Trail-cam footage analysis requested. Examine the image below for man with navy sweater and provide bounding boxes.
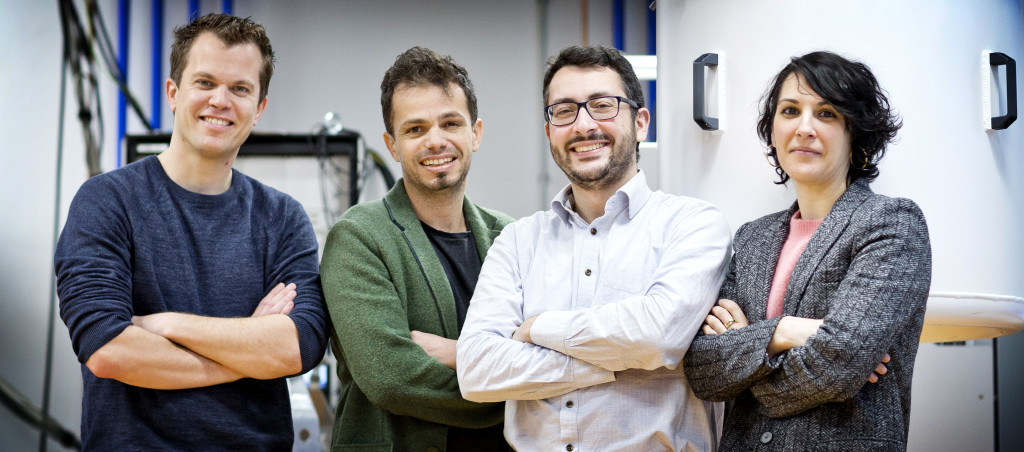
[54,14,328,450]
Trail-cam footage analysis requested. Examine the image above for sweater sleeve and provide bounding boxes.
[55,176,135,363]
[271,197,330,373]
[321,213,504,428]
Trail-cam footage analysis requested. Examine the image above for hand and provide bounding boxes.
[767,316,825,357]
[868,354,891,383]
[512,315,539,344]
[252,283,296,316]
[132,312,168,336]
[702,299,749,335]
[411,330,458,369]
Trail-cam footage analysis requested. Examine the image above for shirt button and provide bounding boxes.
[566,400,574,408]
[590,227,597,235]
[760,432,773,443]
[566,445,574,451]
[585,269,592,276]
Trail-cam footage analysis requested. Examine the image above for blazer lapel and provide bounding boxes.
[463,194,503,260]
[782,179,873,315]
[385,181,459,338]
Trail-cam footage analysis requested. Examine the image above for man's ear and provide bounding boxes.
[253,96,268,127]
[634,107,651,142]
[471,118,483,152]
[166,78,178,113]
[383,132,400,162]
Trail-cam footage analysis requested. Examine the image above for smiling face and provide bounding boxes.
[384,83,481,198]
[166,32,267,161]
[544,65,648,193]
[772,73,853,192]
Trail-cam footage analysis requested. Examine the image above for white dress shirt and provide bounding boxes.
[457,171,731,452]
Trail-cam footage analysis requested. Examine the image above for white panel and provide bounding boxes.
[657,0,1024,449]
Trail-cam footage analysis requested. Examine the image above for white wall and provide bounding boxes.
[657,0,1024,450]
[0,1,654,450]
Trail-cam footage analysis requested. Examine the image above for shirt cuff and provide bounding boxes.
[530,310,576,354]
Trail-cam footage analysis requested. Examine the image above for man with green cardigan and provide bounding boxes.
[320,47,513,451]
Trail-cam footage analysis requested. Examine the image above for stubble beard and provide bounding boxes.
[406,162,470,203]
[552,129,637,192]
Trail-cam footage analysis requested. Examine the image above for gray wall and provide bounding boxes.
[0,0,654,449]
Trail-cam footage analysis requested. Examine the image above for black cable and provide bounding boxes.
[2,376,80,450]
[40,3,73,451]
[84,0,152,131]
[366,149,396,190]
[309,130,347,231]
[59,0,102,176]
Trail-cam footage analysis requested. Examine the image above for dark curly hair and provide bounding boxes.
[380,47,477,136]
[170,13,275,104]
[757,51,901,185]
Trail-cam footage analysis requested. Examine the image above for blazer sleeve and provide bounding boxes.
[684,221,786,401]
[749,198,931,417]
[321,215,503,428]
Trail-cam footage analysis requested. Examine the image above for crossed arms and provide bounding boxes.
[457,202,732,402]
[86,283,303,389]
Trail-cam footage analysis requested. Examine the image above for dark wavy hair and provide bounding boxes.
[380,47,478,136]
[757,51,901,184]
[170,13,275,104]
[543,45,645,160]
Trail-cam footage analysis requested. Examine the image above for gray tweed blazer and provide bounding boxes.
[684,179,932,452]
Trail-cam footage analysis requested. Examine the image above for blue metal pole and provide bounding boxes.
[150,0,163,131]
[612,0,625,51]
[222,0,233,16]
[117,0,129,167]
[646,4,656,141]
[189,0,199,20]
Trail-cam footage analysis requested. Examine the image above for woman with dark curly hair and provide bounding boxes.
[683,51,933,451]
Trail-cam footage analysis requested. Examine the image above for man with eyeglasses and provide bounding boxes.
[457,45,732,451]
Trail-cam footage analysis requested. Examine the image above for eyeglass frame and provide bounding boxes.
[544,95,639,126]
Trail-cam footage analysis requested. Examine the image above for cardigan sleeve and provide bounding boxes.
[320,213,503,428]
[749,198,931,417]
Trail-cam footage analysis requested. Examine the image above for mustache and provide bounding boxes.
[565,133,613,148]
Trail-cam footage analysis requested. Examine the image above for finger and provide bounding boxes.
[719,299,749,326]
[280,300,294,316]
[710,306,733,323]
[266,282,286,298]
[875,363,888,376]
[882,353,891,364]
[868,373,879,384]
[705,314,726,334]
[703,324,717,336]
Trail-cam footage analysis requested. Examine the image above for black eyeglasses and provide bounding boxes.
[545,96,638,126]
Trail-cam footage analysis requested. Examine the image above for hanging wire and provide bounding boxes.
[84,0,152,133]
[40,3,76,449]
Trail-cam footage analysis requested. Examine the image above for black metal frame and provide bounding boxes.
[124,132,361,206]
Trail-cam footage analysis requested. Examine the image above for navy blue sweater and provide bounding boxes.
[54,156,329,450]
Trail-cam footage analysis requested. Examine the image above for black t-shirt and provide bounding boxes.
[421,221,481,332]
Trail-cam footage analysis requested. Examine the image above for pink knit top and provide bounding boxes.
[766,211,823,319]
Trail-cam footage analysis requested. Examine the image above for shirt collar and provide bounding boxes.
[550,170,652,224]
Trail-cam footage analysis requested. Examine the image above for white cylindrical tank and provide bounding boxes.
[655,1,1023,450]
